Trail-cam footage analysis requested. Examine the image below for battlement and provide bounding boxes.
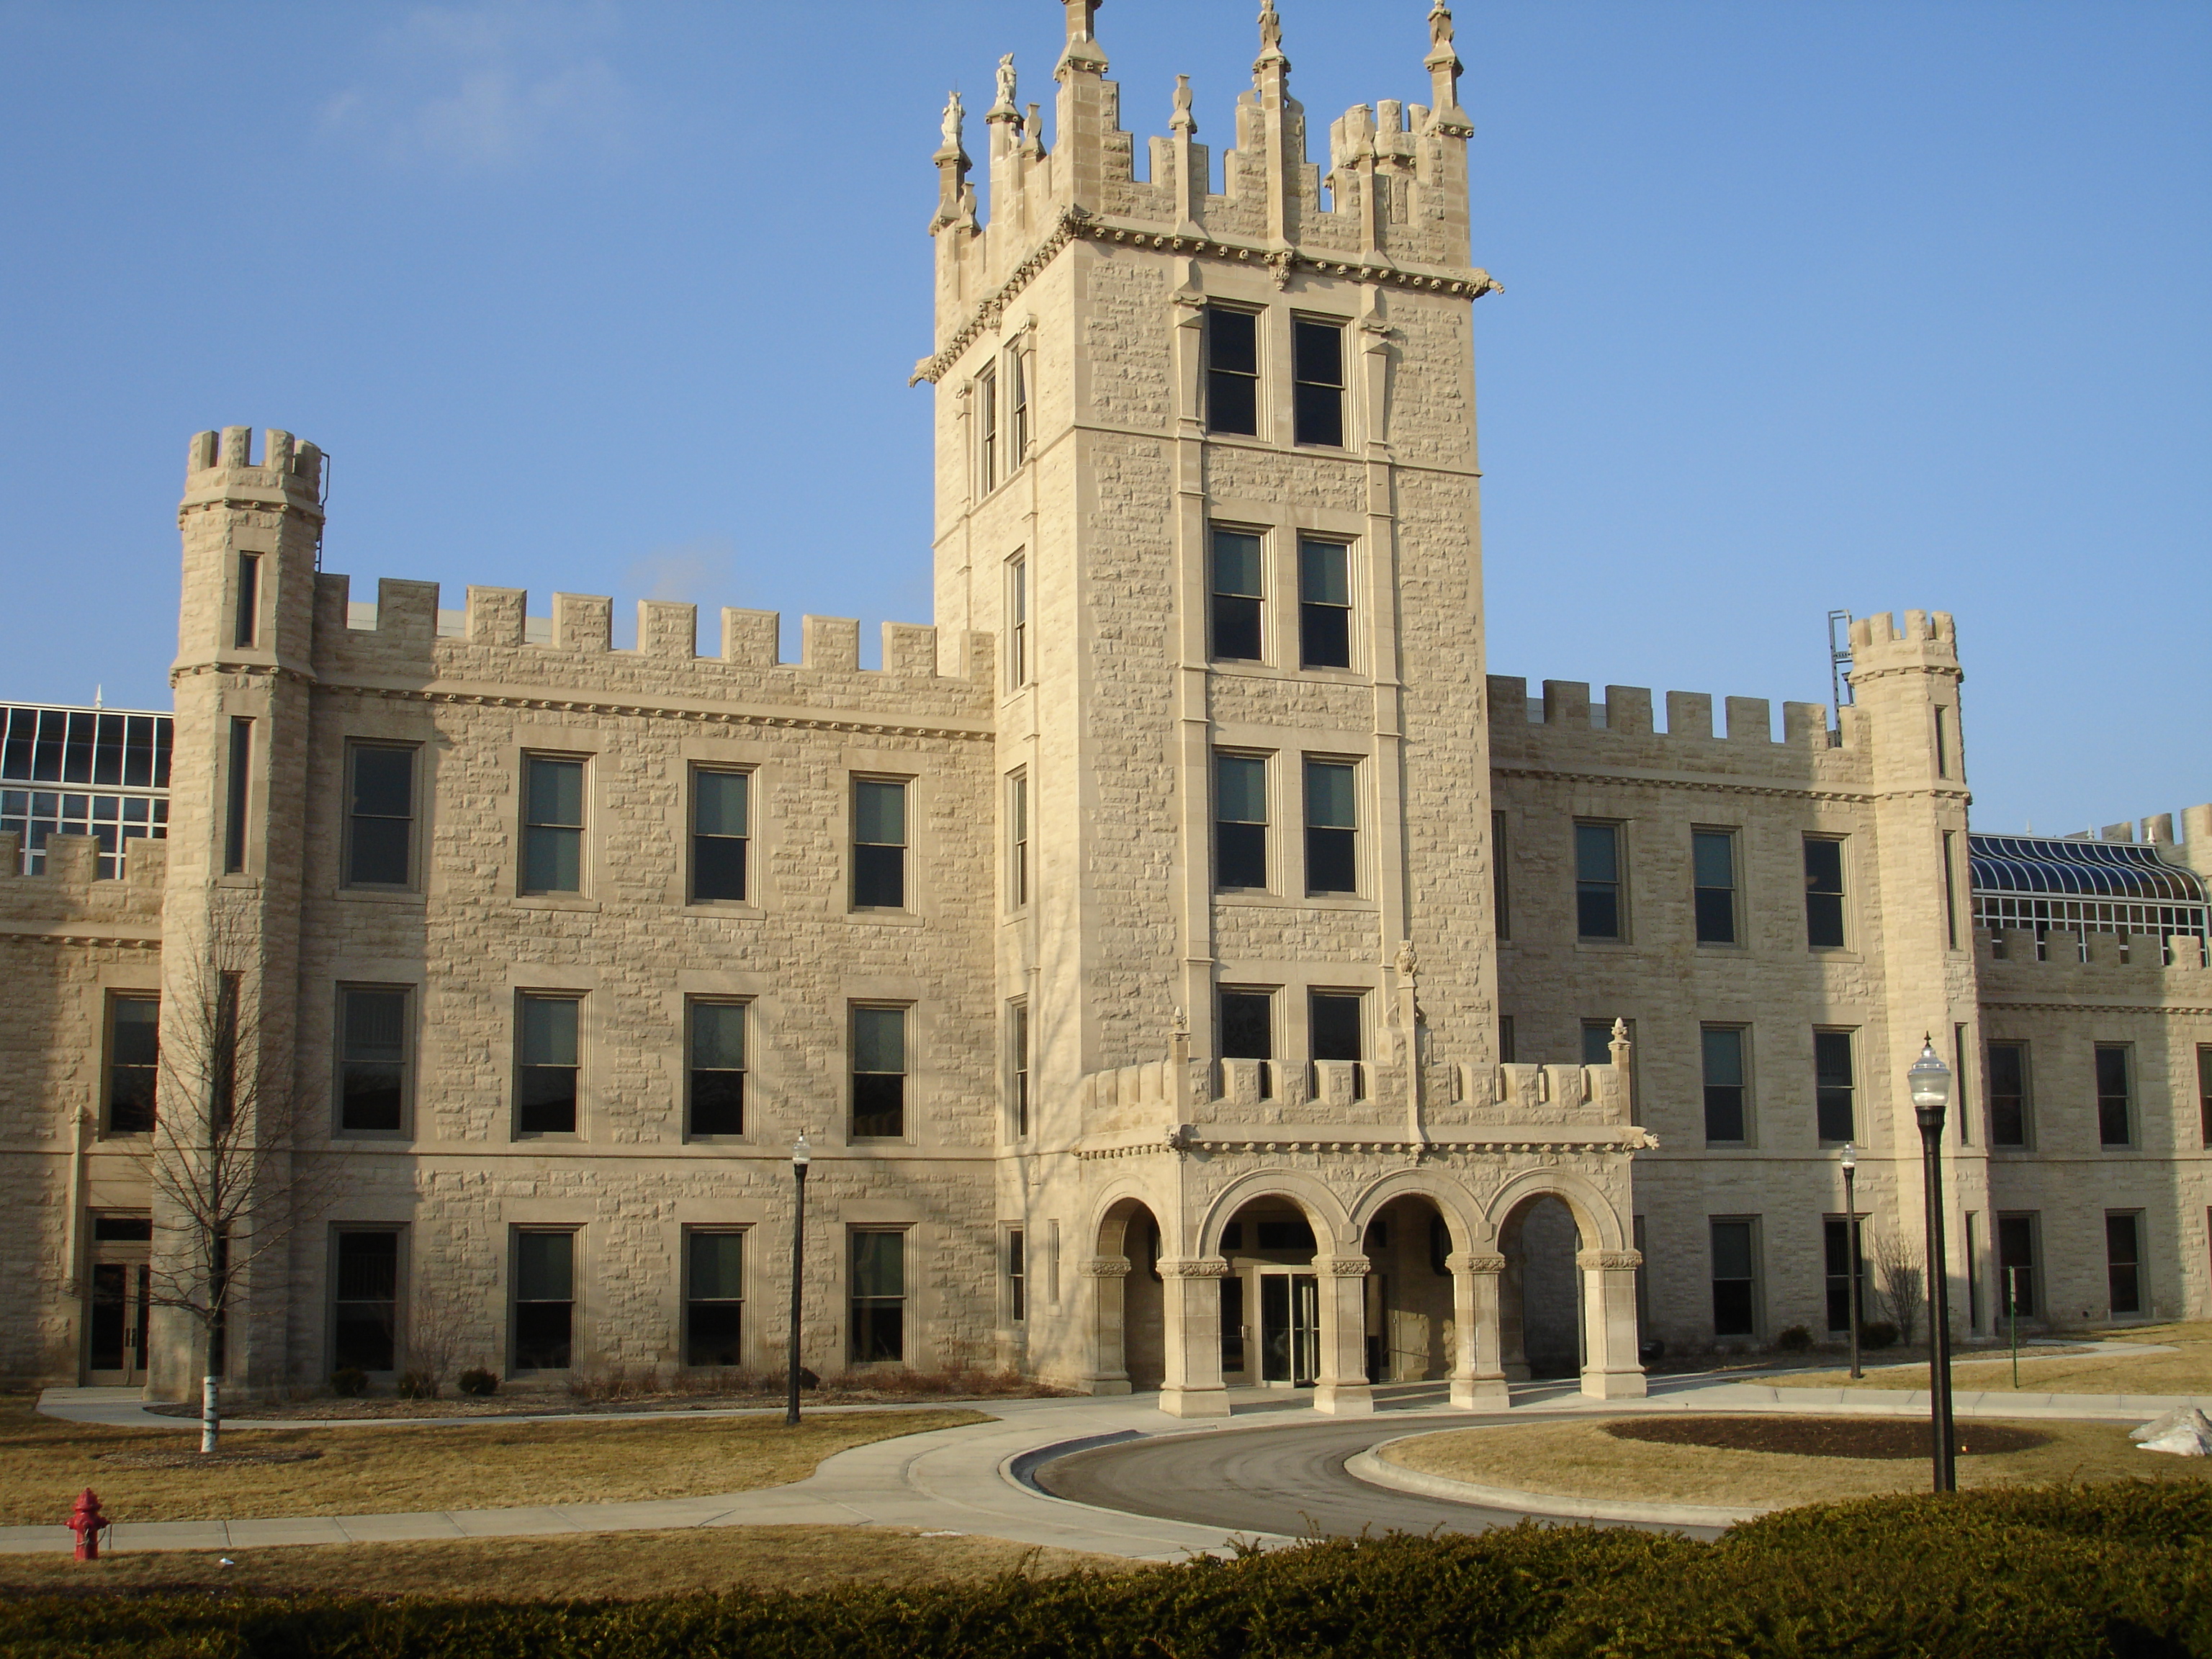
[181,426,325,498]
[2041,804,2212,861]
[922,0,1488,363]
[1977,928,2210,976]
[1486,676,1840,750]
[1847,608,1959,673]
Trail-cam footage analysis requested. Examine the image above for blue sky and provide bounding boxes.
[0,0,2203,836]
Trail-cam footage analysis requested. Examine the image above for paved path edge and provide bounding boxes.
[1346,1441,1770,1528]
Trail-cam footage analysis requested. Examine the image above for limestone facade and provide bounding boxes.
[1,3,2205,1405]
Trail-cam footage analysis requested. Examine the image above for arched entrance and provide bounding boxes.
[1093,1197,1166,1392]
[1499,1194,1584,1380]
[1215,1195,1321,1388]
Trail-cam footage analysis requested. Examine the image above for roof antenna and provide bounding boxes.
[1827,610,1853,721]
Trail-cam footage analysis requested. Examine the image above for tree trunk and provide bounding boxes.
[199,1374,220,1455]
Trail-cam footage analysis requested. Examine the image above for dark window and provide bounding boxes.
[1009,999,1030,1136]
[1692,829,1737,944]
[107,994,158,1135]
[345,745,415,887]
[1491,811,1510,940]
[1989,1041,2029,1147]
[685,1230,745,1367]
[92,1214,152,1243]
[522,756,584,894]
[516,994,580,1135]
[223,718,251,873]
[1575,822,1622,940]
[1007,556,1028,688]
[2105,1213,2141,1316]
[687,1000,746,1136]
[513,1230,575,1370]
[853,778,907,909]
[691,769,749,903]
[1205,307,1259,436]
[852,1005,907,1138]
[2095,1045,2132,1146]
[1701,1026,1747,1143]
[1210,529,1264,662]
[1298,540,1352,669]
[1008,771,1029,909]
[1291,317,1345,446]
[1258,1218,1316,1253]
[212,973,240,1130]
[1304,759,1357,896]
[1933,706,1952,778]
[1215,752,1268,891]
[1220,989,1274,1098]
[1954,1025,1973,1146]
[234,554,260,649]
[1311,990,1363,1098]
[850,1229,907,1363]
[1997,1214,2037,1318]
[2199,1046,2212,1149]
[976,363,999,494]
[1008,350,1030,464]
[332,1230,398,1373]
[1709,1218,1758,1337]
[1822,1216,1867,1334]
[1943,830,1961,948]
[1804,837,1846,948]
[1815,1030,1856,1143]
[1007,1229,1026,1324]
[338,987,407,1133]
[1498,1014,1516,1064]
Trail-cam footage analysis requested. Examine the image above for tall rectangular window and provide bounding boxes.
[1310,989,1363,1098]
[106,994,158,1136]
[2105,1212,2143,1316]
[851,1004,907,1138]
[976,363,999,495]
[516,994,580,1136]
[513,1229,575,1370]
[338,986,408,1134]
[687,999,747,1136]
[1954,1024,1972,1145]
[1575,822,1622,940]
[1008,999,1030,1136]
[690,769,749,903]
[1297,539,1352,669]
[1988,1040,2029,1147]
[1814,1029,1856,1143]
[850,1229,907,1363]
[1692,829,1737,944]
[1007,770,1029,909]
[685,1229,745,1367]
[332,1229,399,1374]
[1210,528,1264,662]
[1215,752,1269,891]
[1205,306,1259,435]
[852,778,907,909]
[212,973,240,1130]
[1701,1025,1748,1144]
[1007,348,1030,463]
[1491,811,1510,940]
[233,554,261,649]
[1303,759,1357,896]
[1006,1228,1026,1324]
[1006,555,1028,688]
[344,744,415,888]
[2199,1046,2212,1148]
[1997,1213,2037,1319]
[1943,830,1961,948]
[522,755,584,894]
[1822,1215,1867,1334]
[1933,706,1952,778]
[1291,317,1345,446]
[1709,1218,1758,1338]
[2095,1044,2132,1147]
[1804,836,1846,948]
[223,718,251,873]
[1220,988,1274,1098]
[1498,1015,1516,1064]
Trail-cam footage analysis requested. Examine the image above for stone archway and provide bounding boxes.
[1357,1193,1458,1385]
[1092,1196,1166,1393]
[1498,1194,1583,1380]
[1200,1174,1368,1414]
[1484,1171,1645,1401]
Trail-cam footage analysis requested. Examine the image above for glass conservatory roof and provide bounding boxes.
[1968,834,2206,903]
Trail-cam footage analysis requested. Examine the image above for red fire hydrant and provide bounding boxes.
[67,1489,109,1561]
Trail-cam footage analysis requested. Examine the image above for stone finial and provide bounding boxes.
[1255,0,1289,73]
[1426,0,1470,132]
[989,54,1018,119]
[931,90,974,233]
[1171,73,1196,135]
[938,89,966,159]
[1609,1017,1632,1069]
[1059,0,1107,75]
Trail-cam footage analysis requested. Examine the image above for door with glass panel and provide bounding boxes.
[1257,1269,1320,1387]
[85,1216,153,1385]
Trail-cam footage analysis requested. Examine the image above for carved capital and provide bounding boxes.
[1447,1252,1507,1275]
[1159,1256,1230,1279]
[1078,1256,1132,1278]
[1577,1249,1644,1272]
[1316,1256,1372,1278]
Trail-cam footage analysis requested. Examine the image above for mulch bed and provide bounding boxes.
[1604,1415,2049,1460]
[97,1449,324,1469]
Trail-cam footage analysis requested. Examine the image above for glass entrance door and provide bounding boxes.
[1258,1270,1320,1386]
[87,1262,150,1385]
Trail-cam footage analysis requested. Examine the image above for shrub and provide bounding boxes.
[1773,1325,1813,1353]
[1860,1320,1899,1350]
[455,1367,500,1397]
[328,1367,367,1398]
[395,1370,439,1401]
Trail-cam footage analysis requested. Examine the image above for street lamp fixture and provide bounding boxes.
[1839,1141,1861,1381]
[1907,1038,1957,1493]
[787,1133,811,1427]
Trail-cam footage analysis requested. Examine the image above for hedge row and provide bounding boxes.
[1,1483,2205,1658]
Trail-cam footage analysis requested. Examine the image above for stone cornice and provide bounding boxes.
[1491,764,1871,806]
[912,207,1500,386]
[0,926,161,949]
[1981,999,2212,1017]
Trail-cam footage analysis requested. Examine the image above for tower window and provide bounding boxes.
[223,718,252,874]
[1692,828,1737,944]
[345,743,416,889]
[1205,307,1260,436]
[1210,529,1264,662]
[1298,539,1352,669]
[1214,752,1269,891]
[690,768,749,903]
[1303,759,1357,896]
[852,778,908,909]
[234,554,261,649]
[1291,318,1346,446]
[1804,836,1847,948]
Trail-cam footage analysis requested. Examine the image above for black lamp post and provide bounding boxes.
[1908,1038,1956,1493]
[1840,1141,1862,1381]
[786,1132,811,1428]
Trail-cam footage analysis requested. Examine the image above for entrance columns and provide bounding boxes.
[1079,1256,1133,1395]
[1157,1257,1231,1418]
[1313,1255,1375,1415]
[1577,1248,1648,1398]
[1445,1251,1510,1408]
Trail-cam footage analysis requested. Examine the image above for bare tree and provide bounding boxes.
[1871,1228,1925,1349]
[131,896,330,1453]
[404,1281,475,1397]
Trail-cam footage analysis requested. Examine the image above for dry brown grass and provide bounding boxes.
[1382,1415,2212,1509]
[1773,1321,2212,1396]
[0,1397,986,1527]
[0,1524,1132,1601]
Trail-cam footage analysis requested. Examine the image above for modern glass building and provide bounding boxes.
[0,702,172,878]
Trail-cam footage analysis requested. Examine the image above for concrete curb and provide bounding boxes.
[1346,1439,1770,1529]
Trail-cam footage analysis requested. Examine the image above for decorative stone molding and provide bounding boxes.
[1077,1256,1132,1278]
[1158,1256,1229,1279]
[1446,1252,1507,1274]
[1576,1250,1644,1271]
[308,683,993,747]
[1316,1256,1373,1277]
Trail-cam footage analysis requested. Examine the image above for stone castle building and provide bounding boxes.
[4,1,2208,1411]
